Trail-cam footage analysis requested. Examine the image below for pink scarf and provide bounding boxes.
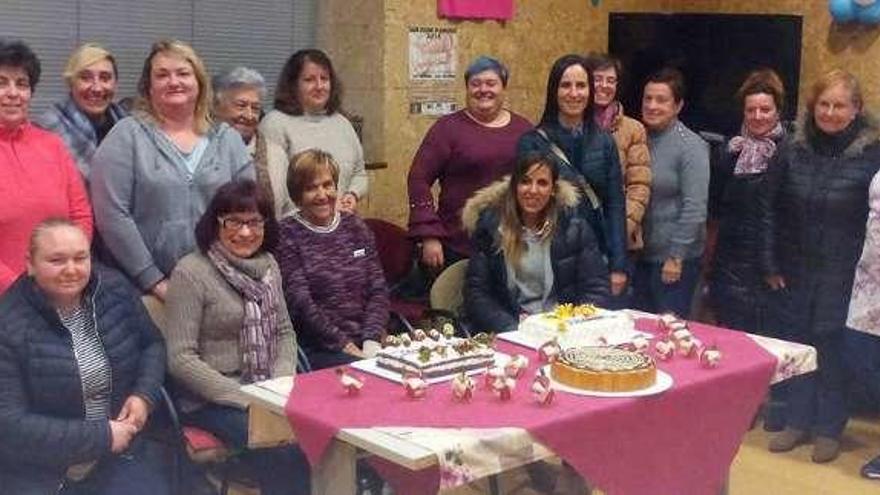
[593,101,621,132]
[728,122,784,175]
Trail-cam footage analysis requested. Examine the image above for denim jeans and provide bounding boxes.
[61,436,170,495]
[631,257,702,318]
[182,405,310,495]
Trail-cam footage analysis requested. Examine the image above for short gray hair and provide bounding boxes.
[213,66,266,104]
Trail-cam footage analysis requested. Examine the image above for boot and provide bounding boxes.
[768,427,808,452]
[811,436,841,463]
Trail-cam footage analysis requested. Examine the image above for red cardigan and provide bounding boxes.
[0,123,93,293]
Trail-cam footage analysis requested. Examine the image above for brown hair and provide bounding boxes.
[806,68,863,113]
[736,69,786,112]
[645,67,686,103]
[498,153,561,266]
[274,49,342,116]
[286,149,340,205]
[135,39,213,134]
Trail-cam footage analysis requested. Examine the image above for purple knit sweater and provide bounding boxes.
[275,213,389,351]
[407,110,532,257]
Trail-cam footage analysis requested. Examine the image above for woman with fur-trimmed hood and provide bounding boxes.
[462,152,609,333]
[759,69,880,464]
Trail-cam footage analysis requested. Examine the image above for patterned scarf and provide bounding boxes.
[728,122,784,175]
[252,132,276,209]
[207,243,278,382]
[593,101,621,132]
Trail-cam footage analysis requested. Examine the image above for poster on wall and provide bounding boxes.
[437,0,514,20]
[408,26,457,80]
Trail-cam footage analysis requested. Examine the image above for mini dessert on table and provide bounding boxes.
[490,373,516,400]
[336,367,365,395]
[532,369,555,405]
[451,372,476,401]
[551,346,657,392]
[504,354,529,378]
[538,339,562,363]
[700,345,722,368]
[654,339,675,360]
[403,371,428,398]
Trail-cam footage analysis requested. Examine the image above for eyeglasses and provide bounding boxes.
[593,76,618,87]
[220,216,266,231]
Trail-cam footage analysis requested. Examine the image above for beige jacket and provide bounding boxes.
[607,108,652,250]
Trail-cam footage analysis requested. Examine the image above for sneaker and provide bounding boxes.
[811,436,841,463]
[768,428,808,453]
[861,454,880,479]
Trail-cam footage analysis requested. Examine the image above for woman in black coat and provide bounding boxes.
[760,70,880,463]
[711,69,788,336]
[0,219,167,494]
[463,152,609,333]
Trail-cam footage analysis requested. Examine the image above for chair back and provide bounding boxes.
[363,218,415,285]
[430,259,469,316]
[141,294,168,332]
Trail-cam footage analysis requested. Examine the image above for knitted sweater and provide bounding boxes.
[259,110,368,199]
[0,123,93,293]
[90,114,254,290]
[164,250,297,411]
[275,213,389,351]
[248,132,296,218]
[643,120,709,262]
[407,110,532,257]
[605,106,652,250]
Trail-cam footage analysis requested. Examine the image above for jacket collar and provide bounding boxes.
[461,177,581,233]
[792,111,880,158]
[19,272,101,334]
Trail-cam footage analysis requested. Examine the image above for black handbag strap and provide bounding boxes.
[535,128,602,211]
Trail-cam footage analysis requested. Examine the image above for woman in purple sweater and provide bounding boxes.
[275,149,389,369]
[407,56,532,271]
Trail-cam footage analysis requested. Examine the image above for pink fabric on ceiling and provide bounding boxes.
[437,0,514,20]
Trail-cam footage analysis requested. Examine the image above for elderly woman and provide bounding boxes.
[760,69,880,463]
[0,40,93,295]
[463,153,609,333]
[36,43,127,183]
[213,67,294,218]
[0,219,167,494]
[260,49,367,212]
[164,179,308,495]
[632,68,709,318]
[710,69,788,335]
[275,149,388,370]
[847,168,880,479]
[407,56,532,270]
[517,54,627,297]
[91,39,253,300]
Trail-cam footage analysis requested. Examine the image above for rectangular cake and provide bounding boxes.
[376,337,495,378]
[519,304,637,348]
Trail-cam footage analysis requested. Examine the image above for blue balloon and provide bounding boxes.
[830,0,857,22]
[857,1,880,24]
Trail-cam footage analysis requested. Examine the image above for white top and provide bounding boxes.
[259,110,368,199]
[847,168,880,335]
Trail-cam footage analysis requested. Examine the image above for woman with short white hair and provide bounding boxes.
[214,67,294,218]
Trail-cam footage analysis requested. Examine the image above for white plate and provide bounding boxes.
[542,365,674,398]
[350,352,511,385]
[496,329,653,351]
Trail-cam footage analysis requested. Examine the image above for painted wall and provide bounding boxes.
[317,0,880,225]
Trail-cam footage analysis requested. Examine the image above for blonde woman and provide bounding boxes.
[462,152,609,333]
[36,43,128,183]
[91,40,253,299]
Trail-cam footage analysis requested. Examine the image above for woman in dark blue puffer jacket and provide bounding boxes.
[463,153,609,333]
[0,219,167,495]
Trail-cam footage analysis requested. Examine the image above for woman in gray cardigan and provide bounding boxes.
[91,40,253,299]
[164,179,308,495]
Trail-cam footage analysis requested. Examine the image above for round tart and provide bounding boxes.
[551,346,656,392]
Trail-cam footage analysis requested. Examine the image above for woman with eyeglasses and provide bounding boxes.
[164,179,308,495]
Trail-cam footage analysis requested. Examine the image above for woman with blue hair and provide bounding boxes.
[407,55,532,273]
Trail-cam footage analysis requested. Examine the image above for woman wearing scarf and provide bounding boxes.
[36,43,127,185]
[760,69,880,463]
[710,69,787,336]
[164,179,309,495]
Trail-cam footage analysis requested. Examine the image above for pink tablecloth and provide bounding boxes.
[285,321,776,495]
[437,0,514,20]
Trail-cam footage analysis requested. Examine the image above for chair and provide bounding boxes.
[427,259,471,337]
[363,218,429,332]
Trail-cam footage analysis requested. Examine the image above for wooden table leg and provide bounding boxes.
[311,439,357,495]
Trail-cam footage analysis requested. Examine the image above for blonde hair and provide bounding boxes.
[286,149,340,204]
[63,43,117,88]
[498,155,560,266]
[27,218,85,258]
[136,39,213,134]
[807,68,863,113]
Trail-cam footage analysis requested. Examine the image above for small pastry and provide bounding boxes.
[412,329,427,342]
[403,371,428,399]
[504,354,529,378]
[451,372,475,401]
[531,369,555,405]
[538,339,561,363]
[655,339,675,360]
[700,345,722,368]
[336,368,364,396]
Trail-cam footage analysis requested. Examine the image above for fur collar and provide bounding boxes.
[792,111,880,158]
[461,177,581,233]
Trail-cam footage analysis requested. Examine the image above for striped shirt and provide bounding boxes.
[58,304,112,420]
